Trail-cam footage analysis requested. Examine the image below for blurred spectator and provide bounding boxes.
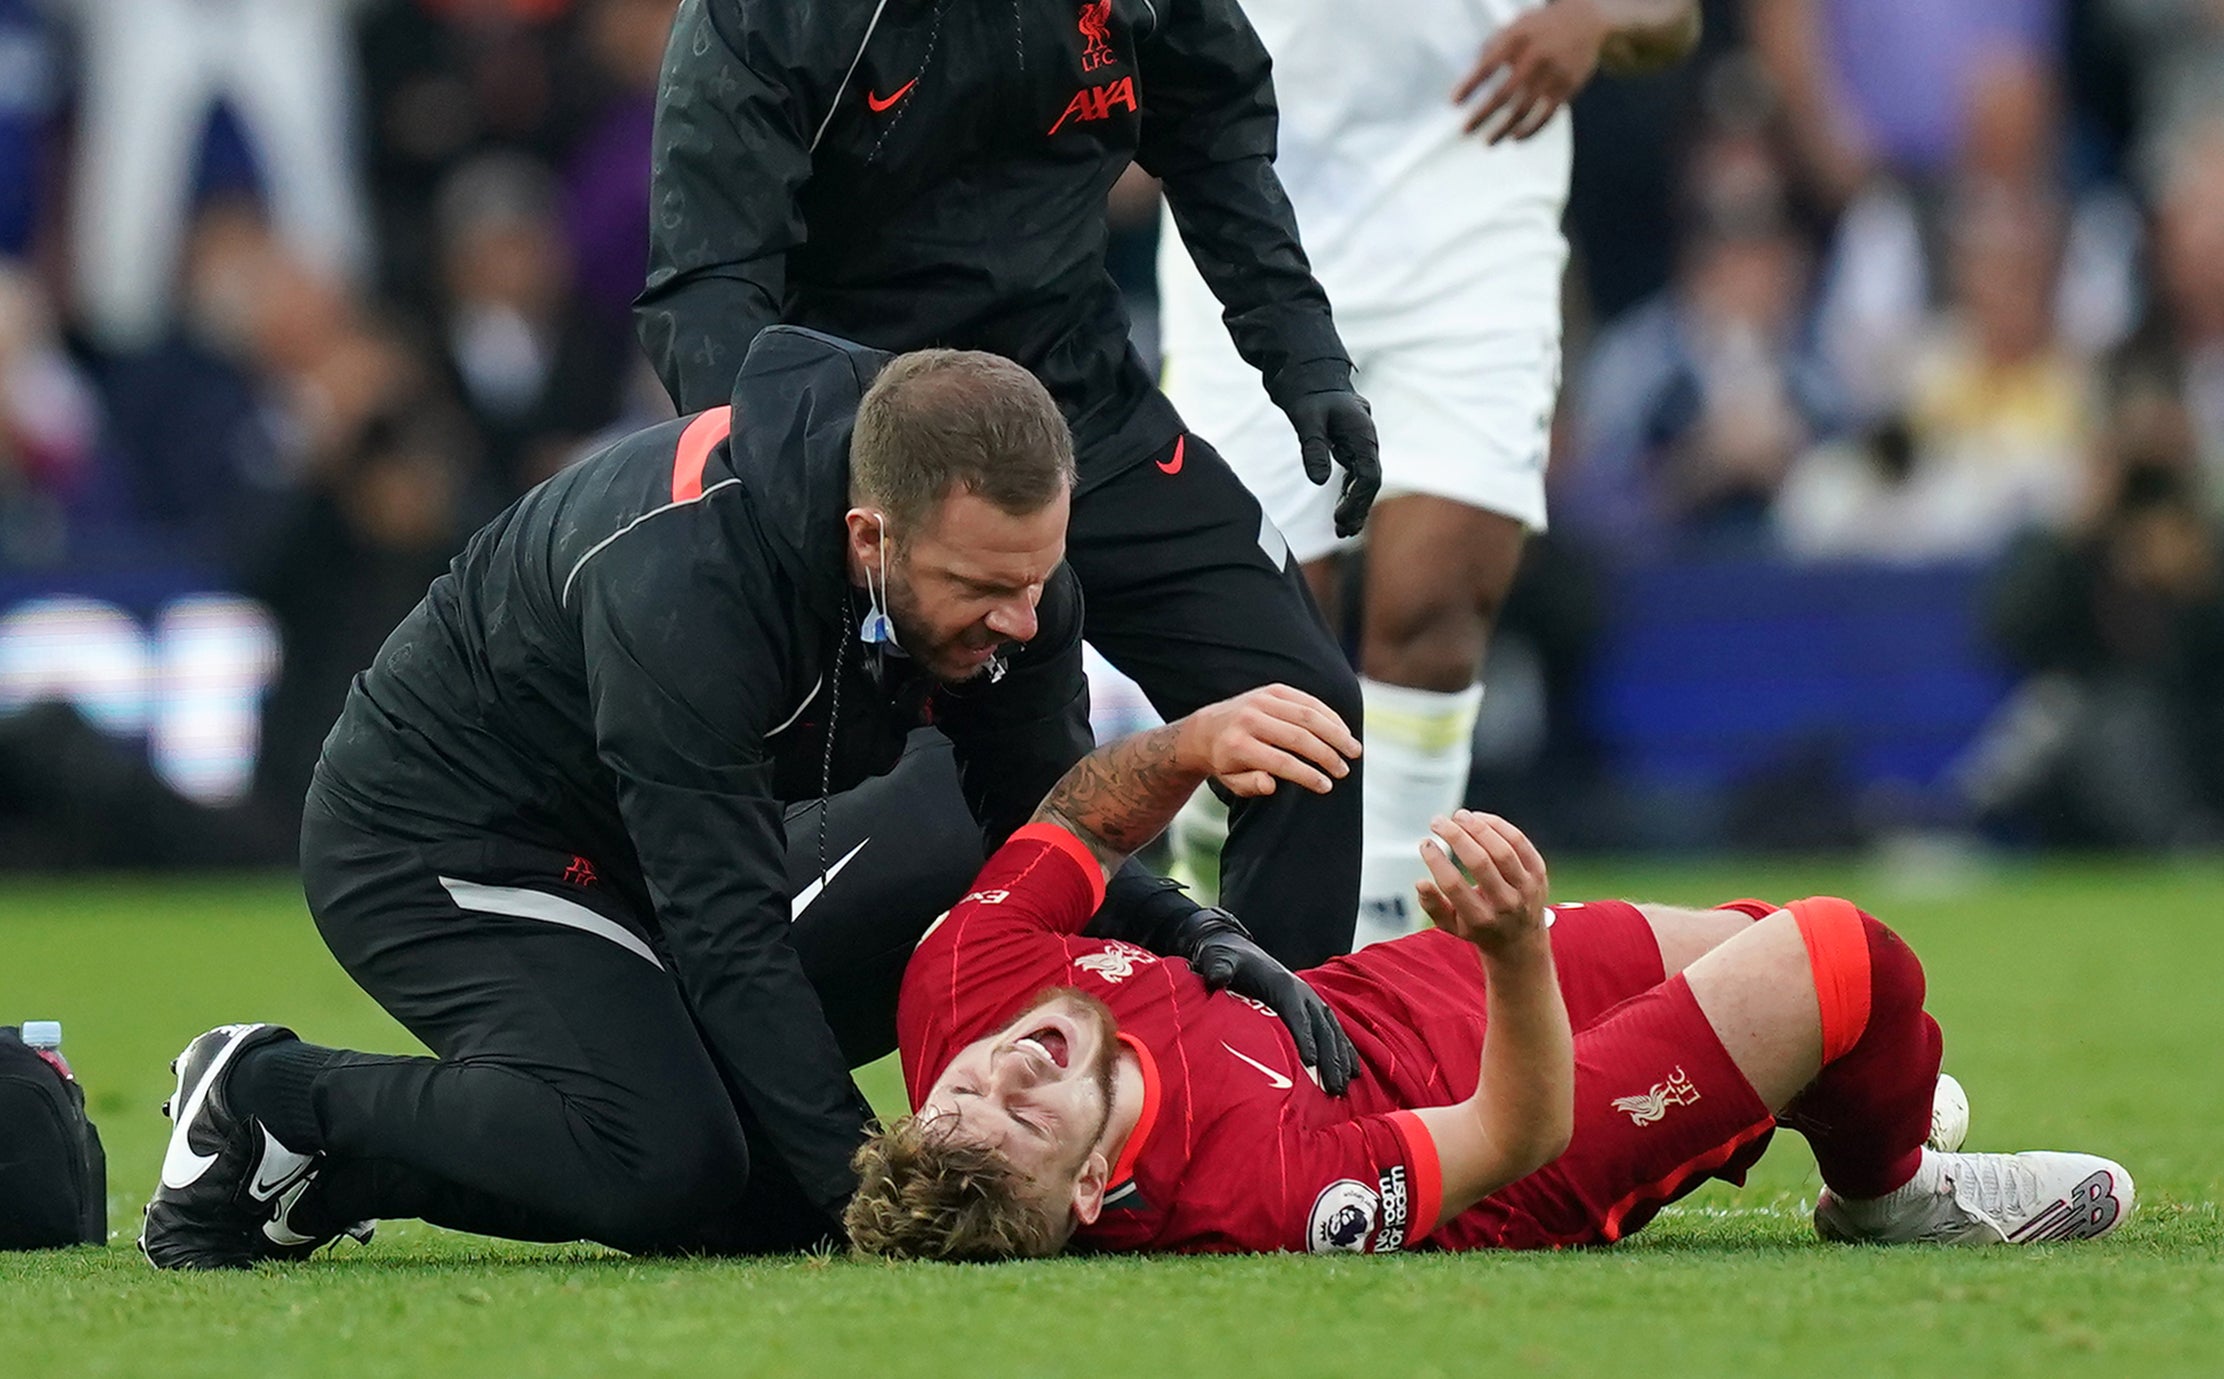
[1969,412,2224,847]
[0,0,64,259]
[2145,117,2224,513]
[0,394,469,865]
[98,200,445,565]
[1812,49,2141,424]
[1567,0,1751,321]
[357,0,578,299]
[1744,0,2063,209]
[61,0,373,351]
[1562,124,1838,555]
[1778,184,2095,560]
[97,202,316,565]
[564,0,674,333]
[0,281,472,865]
[0,262,109,566]
[2104,0,2224,186]
[434,154,622,490]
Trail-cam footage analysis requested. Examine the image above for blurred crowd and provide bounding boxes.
[0,0,2219,855]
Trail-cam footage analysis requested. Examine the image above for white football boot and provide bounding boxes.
[1815,1146,2134,1245]
[1926,1072,1970,1152]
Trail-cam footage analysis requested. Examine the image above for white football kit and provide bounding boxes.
[1157,1,1573,946]
[1157,0,1568,563]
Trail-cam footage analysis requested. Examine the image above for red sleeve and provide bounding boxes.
[895,824,1108,1106]
[1209,1109,1445,1255]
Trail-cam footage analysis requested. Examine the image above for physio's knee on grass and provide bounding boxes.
[569,1102,753,1252]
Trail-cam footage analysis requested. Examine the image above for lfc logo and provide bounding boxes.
[1077,0,1116,72]
[1610,1066,1701,1126]
[1074,941,1158,984]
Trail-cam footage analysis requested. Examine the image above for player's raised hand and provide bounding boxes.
[1176,685,1362,798]
[1415,811,1551,955]
[1453,0,1608,143]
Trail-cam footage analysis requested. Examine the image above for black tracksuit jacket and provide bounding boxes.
[310,327,1091,1221]
[636,0,1351,479]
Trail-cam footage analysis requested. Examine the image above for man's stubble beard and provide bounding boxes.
[884,557,997,685]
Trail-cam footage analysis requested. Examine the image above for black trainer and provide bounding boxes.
[139,1023,371,1268]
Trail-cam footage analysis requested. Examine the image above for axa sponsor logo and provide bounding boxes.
[1076,0,1117,72]
[1073,941,1159,984]
[1048,75,1137,136]
[1611,1066,1701,1126]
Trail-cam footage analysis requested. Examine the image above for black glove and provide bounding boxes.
[1181,908,1360,1096]
[1282,388,1382,538]
[1093,866,1359,1094]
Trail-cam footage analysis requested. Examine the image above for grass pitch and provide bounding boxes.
[2,857,2219,1378]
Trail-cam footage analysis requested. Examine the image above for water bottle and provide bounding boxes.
[21,1020,72,1080]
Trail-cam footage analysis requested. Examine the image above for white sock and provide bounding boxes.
[1831,1148,1947,1219]
[1355,677,1484,949]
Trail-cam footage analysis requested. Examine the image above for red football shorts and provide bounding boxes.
[1434,908,1779,1252]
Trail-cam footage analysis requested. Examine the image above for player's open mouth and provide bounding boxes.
[1015,1027,1070,1069]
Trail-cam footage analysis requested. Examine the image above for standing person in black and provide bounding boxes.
[138,328,1352,1268]
[636,0,1383,969]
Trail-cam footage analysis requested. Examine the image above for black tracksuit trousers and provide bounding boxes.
[1069,428,1363,968]
[284,735,985,1255]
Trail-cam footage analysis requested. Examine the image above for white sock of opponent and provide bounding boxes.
[1354,677,1484,949]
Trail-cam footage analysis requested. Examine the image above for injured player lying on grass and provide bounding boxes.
[847,686,2136,1260]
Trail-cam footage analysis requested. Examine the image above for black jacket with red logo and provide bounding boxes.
[313,328,1091,1225]
[637,0,1351,482]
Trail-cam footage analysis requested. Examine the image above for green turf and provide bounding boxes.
[2,859,2218,1378]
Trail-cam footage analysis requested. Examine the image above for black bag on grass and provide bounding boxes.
[0,1025,107,1248]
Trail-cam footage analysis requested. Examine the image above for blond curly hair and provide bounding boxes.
[844,1115,1066,1262]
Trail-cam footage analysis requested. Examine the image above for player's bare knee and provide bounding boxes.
[1693,897,1935,1112]
[1361,595,1488,693]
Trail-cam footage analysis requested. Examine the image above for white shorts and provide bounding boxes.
[1158,219,1564,565]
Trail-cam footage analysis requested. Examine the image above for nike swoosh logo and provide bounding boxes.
[1222,1041,1293,1090]
[264,1176,319,1247]
[791,837,870,921]
[159,1026,260,1191]
[866,79,917,112]
[248,1125,313,1202]
[1155,435,1185,475]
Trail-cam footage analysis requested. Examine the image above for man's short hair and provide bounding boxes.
[844,1114,1065,1262]
[849,349,1076,533]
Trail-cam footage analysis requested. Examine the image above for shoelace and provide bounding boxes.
[1939,1154,2046,1233]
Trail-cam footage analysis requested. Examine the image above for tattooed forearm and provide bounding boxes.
[1032,723,1202,873]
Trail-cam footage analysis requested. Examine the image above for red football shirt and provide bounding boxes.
[898,822,1462,1255]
